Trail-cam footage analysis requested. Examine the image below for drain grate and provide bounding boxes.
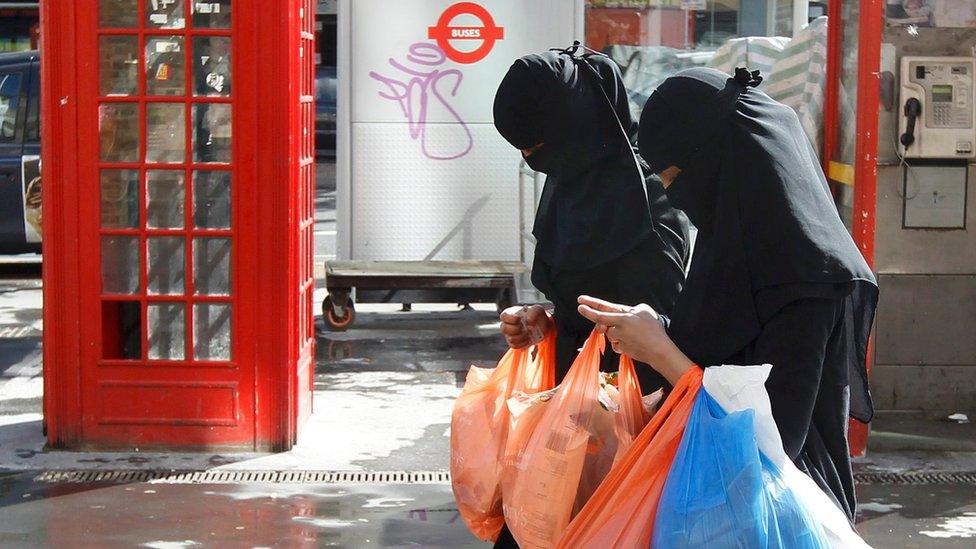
[33,470,453,485]
[854,471,976,485]
[33,470,976,486]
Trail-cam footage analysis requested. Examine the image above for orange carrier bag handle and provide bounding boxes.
[557,365,703,548]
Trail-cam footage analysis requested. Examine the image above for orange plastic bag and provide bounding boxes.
[612,354,660,465]
[501,330,624,548]
[556,366,703,548]
[451,331,557,541]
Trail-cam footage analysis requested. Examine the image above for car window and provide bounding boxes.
[26,66,39,142]
[0,72,23,140]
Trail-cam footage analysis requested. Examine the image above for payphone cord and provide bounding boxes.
[892,133,922,201]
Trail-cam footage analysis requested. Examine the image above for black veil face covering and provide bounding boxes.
[639,67,878,423]
[490,49,692,274]
[492,51,635,175]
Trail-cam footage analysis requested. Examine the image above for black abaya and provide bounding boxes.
[638,67,879,521]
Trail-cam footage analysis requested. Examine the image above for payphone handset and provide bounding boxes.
[899,56,976,159]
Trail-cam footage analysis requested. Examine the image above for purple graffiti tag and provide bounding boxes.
[369,42,474,160]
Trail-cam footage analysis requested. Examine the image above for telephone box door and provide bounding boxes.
[79,0,252,447]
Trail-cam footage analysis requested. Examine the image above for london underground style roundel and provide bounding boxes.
[427,2,505,64]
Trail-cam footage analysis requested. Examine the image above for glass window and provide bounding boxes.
[146,37,186,96]
[148,303,185,360]
[100,36,139,96]
[101,235,141,294]
[193,104,232,162]
[147,103,186,163]
[193,170,231,228]
[147,0,186,29]
[99,0,138,28]
[191,0,232,29]
[0,72,23,140]
[147,171,186,228]
[99,103,140,162]
[193,37,232,97]
[193,237,230,295]
[101,169,140,228]
[25,63,39,142]
[148,236,186,295]
[194,303,231,360]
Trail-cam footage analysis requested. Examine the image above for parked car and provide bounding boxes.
[315,65,337,159]
[0,50,41,254]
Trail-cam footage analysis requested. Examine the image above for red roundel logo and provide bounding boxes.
[427,2,505,64]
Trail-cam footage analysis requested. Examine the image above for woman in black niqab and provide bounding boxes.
[580,67,879,522]
[490,50,690,549]
[492,50,690,390]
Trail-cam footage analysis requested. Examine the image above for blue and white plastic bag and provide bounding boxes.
[652,365,871,549]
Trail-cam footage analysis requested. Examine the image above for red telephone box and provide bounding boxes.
[42,0,316,450]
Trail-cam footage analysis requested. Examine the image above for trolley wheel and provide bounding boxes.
[323,295,356,331]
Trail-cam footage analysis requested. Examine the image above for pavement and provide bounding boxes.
[1,162,975,547]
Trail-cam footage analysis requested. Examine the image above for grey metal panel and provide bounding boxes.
[350,123,521,261]
[871,364,976,412]
[875,165,976,274]
[875,274,976,366]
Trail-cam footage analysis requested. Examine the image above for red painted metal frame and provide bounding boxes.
[849,0,884,457]
[41,0,83,447]
[43,0,313,450]
[821,0,842,193]
[822,0,882,457]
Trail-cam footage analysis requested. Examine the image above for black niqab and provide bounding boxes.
[638,67,878,425]
[493,51,685,272]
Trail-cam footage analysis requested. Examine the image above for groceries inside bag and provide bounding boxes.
[450,332,556,541]
[501,331,657,548]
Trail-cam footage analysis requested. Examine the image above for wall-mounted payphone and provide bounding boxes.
[899,57,976,159]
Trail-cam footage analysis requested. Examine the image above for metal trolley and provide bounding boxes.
[322,161,546,331]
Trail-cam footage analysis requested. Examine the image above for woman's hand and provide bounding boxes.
[499,305,554,349]
[577,295,695,386]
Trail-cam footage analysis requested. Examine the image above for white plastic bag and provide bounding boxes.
[702,365,872,549]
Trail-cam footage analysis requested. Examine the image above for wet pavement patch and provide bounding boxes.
[0,479,489,548]
[857,483,976,547]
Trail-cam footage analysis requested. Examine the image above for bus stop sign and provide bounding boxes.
[427,2,504,64]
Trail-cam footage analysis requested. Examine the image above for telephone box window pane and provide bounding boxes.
[193,37,231,97]
[100,103,140,162]
[102,236,141,294]
[148,236,186,295]
[99,0,138,28]
[193,171,231,228]
[194,303,231,360]
[146,37,186,96]
[147,171,186,228]
[193,104,231,163]
[192,0,232,28]
[147,103,186,163]
[146,0,186,29]
[99,36,139,96]
[100,169,140,228]
[102,301,141,360]
[148,303,185,360]
[193,237,230,295]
